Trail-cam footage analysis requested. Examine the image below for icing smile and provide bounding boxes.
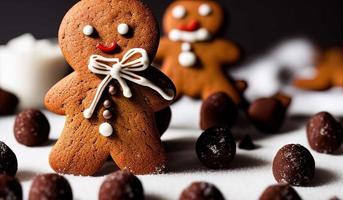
[178,20,200,32]
[96,42,118,54]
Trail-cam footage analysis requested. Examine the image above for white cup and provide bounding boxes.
[0,34,69,109]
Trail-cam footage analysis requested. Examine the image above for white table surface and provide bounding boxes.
[1,92,343,200]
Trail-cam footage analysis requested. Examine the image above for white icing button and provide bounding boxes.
[199,4,212,16]
[99,123,113,137]
[83,25,94,36]
[178,51,197,67]
[172,5,187,19]
[83,108,92,119]
[181,43,192,52]
[117,23,129,35]
[103,110,112,119]
[103,100,111,108]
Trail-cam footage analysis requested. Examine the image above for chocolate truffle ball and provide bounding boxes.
[259,184,302,200]
[14,109,50,146]
[99,170,144,200]
[179,182,224,200]
[196,127,236,169]
[272,144,315,186]
[0,175,22,199]
[28,173,73,200]
[200,92,238,130]
[0,141,18,176]
[155,106,172,136]
[248,98,287,133]
[0,88,19,115]
[307,112,343,154]
[238,135,256,150]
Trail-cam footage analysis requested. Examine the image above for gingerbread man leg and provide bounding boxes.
[49,116,110,176]
[109,112,167,175]
[294,74,331,91]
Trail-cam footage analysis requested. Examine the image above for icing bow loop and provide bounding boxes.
[83,48,174,119]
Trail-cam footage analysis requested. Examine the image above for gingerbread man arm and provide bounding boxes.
[213,39,241,65]
[154,37,170,65]
[135,66,176,112]
[45,72,80,115]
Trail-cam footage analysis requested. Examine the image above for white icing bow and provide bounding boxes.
[83,48,174,119]
[169,28,211,43]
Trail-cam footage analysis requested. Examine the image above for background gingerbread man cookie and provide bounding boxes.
[45,0,175,176]
[294,48,343,90]
[155,0,290,132]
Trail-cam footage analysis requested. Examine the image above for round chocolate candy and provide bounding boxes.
[14,109,50,146]
[307,112,343,154]
[0,88,19,115]
[28,173,73,200]
[0,175,22,199]
[272,144,315,186]
[259,184,302,200]
[0,141,18,176]
[248,98,287,133]
[200,92,238,130]
[179,182,225,200]
[99,170,144,200]
[196,126,236,169]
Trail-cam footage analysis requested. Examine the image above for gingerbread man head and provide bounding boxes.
[163,0,225,43]
[45,0,175,176]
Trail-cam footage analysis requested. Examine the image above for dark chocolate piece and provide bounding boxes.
[99,170,144,200]
[307,112,343,154]
[196,126,236,169]
[273,144,315,186]
[179,182,225,200]
[14,109,50,146]
[28,173,73,200]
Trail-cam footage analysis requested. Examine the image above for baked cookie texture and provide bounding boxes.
[156,0,243,103]
[294,48,343,90]
[45,0,175,176]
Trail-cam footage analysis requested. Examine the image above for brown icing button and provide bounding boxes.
[0,175,22,199]
[155,106,172,136]
[28,173,73,200]
[108,85,117,96]
[248,98,287,133]
[200,92,238,130]
[14,109,50,147]
[259,184,302,200]
[307,112,343,154]
[103,100,112,109]
[196,126,236,169]
[0,141,18,176]
[0,88,19,115]
[103,110,113,119]
[99,170,144,200]
[179,182,225,200]
[272,144,315,186]
[238,135,256,150]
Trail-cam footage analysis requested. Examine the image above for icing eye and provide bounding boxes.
[199,4,212,16]
[172,5,187,19]
[117,23,130,35]
[83,25,94,36]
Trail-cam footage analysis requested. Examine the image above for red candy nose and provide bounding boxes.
[179,20,201,32]
[96,42,118,54]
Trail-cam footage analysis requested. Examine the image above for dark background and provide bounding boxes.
[0,0,342,57]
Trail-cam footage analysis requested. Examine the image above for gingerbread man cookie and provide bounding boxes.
[294,48,343,90]
[155,0,291,132]
[45,0,175,176]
